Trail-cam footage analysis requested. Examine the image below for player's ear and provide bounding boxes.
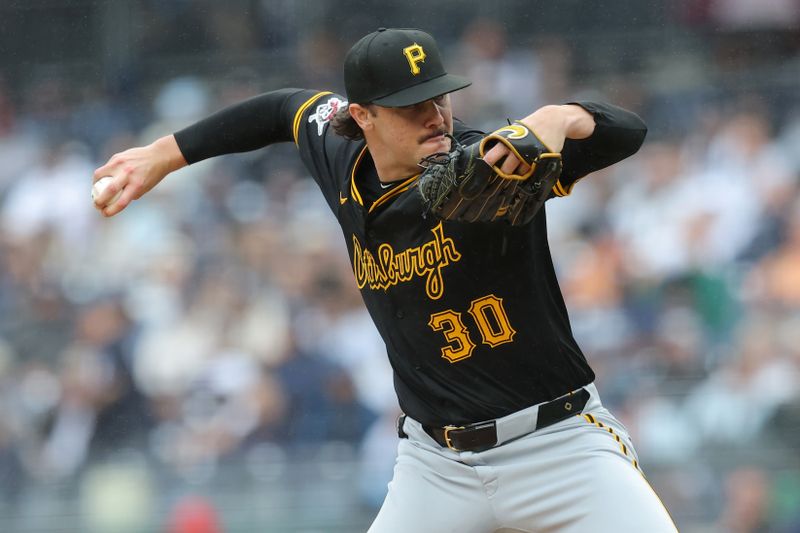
[349,103,375,131]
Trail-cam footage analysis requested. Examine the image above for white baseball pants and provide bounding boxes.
[369,384,678,533]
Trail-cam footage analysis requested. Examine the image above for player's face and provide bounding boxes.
[372,94,454,170]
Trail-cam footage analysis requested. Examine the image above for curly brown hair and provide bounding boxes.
[330,104,376,141]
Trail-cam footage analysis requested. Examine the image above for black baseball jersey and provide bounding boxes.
[176,89,647,427]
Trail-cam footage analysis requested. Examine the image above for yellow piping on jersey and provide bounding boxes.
[553,177,584,197]
[292,91,332,145]
[368,174,420,213]
[553,179,569,197]
[349,145,368,206]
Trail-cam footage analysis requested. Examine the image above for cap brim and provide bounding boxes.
[371,74,471,107]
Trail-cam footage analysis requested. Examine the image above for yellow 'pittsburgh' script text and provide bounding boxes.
[352,222,461,300]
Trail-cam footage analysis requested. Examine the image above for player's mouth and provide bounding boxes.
[420,130,447,145]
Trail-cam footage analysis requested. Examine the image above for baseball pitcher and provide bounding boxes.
[94,28,678,533]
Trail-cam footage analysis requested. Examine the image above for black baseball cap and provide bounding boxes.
[344,28,471,107]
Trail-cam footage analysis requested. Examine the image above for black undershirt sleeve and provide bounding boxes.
[559,101,647,183]
[173,88,305,164]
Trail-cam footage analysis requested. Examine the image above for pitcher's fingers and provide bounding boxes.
[481,143,509,168]
[93,158,121,182]
[92,178,123,209]
[100,185,136,217]
[499,151,524,176]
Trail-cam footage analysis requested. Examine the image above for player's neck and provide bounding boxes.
[366,144,420,184]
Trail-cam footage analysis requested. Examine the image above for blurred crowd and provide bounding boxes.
[1,5,800,531]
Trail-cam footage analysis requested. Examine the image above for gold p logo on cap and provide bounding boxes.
[403,43,426,75]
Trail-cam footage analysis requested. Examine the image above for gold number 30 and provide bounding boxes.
[428,295,516,363]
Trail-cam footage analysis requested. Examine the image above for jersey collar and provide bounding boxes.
[349,145,420,213]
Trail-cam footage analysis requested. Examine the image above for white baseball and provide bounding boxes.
[91,176,122,205]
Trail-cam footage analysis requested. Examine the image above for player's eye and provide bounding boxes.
[432,94,447,106]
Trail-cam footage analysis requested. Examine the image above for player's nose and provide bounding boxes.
[422,99,445,129]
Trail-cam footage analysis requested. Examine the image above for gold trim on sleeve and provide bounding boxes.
[292,91,333,145]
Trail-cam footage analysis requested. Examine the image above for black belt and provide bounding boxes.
[400,387,590,453]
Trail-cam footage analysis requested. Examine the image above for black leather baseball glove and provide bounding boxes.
[417,122,562,226]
